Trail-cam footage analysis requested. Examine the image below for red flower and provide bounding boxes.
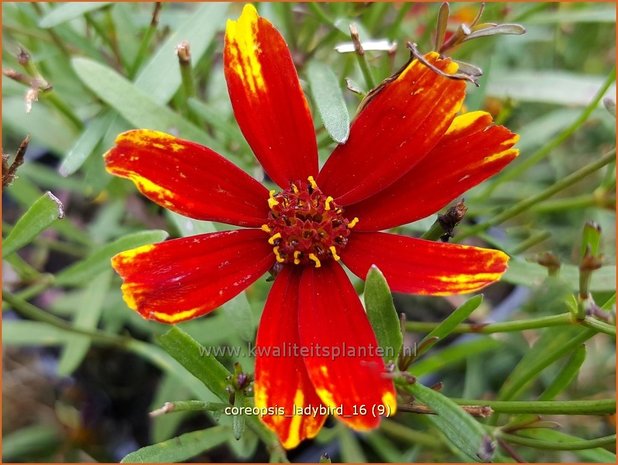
[105,4,518,449]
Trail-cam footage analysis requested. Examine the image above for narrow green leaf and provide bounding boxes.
[134,3,228,104]
[409,338,501,377]
[2,425,61,460]
[55,230,168,286]
[57,271,112,375]
[487,71,615,106]
[418,295,484,355]
[59,111,114,176]
[406,382,493,462]
[363,266,403,364]
[233,392,247,440]
[498,327,595,401]
[221,293,256,342]
[3,98,78,155]
[120,425,231,463]
[71,58,214,147]
[2,192,64,258]
[2,321,68,346]
[157,327,231,401]
[150,374,191,443]
[307,61,350,143]
[500,430,616,451]
[39,2,111,28]
[539,344,587,400]
[6,176,91,245]
[338,424,367,462]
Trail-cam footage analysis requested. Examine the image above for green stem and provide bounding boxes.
[582,315,616,336]
[129,2,162,78]
[497,432,616,451]
[510,231,552,254]
[3,291,128,347]
[406,313,574,334]
[355,50,376,90]
[460,148,616,239]
[531,194,601,213]
[486,67,616,193]
[150,400,228,416]
[421,219,445,241]
[42,92,83,131]
[452,398,615,415]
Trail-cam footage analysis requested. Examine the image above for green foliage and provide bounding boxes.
[2,2,615,463]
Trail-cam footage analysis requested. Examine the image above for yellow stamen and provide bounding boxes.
[293,251,301,265]
[291,183,299,194]
[268,190,279,209]
[308,253,321,268]
[273,246,285,263]
[261,224,271,233]
[329,246,341,261]
[324,196,334,211]
[348,217,359,229]
[307,176,318,190]
[268,232,281,245]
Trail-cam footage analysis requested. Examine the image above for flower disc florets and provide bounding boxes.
[262,176,358,268]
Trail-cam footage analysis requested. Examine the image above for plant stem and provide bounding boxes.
[460,148,616,239]
[510,230,552,254]
[452,398,615,415]
[582,315,616,336]
[2,291,128,347]
[150,400,228,417]
[497,432,616,451]
[406,313,574,334]
[486,66,616,193]
[129,2,162,78]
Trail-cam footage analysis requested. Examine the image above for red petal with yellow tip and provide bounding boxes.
[299,264,397,431]
[224,4,318,188]
[111,230,274,323]
[345,111,520,231]
[255,267,327,449]
[341,232,509,295]
[104,130,269,227]
[318,53,466,205]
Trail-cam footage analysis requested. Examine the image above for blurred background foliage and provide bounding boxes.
[2,1,616,463]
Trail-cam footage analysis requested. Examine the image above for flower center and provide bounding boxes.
[262,176,358,268]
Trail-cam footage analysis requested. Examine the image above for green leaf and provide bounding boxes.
[57,271,112,375]
[71,58,214,147]
[167,211,216,237]
[504,258,616,292]
[221,293,256,342]
[418,295,484,355]
[2,425,61,460]
[498,327,596,401]
[2,321,68,346]
[39,2,111,28]
[409,338,501,377]
[2,97,78,155]
[487,71,616,106]
[134,3,228,104]
[233,392,247,440]
[120,425,231,463]
[338,424,367,462]
[59,111,114,176]
[539,344,586,400]
[55,230,168,286]
[2,192,64,258]
[307,61,350,143]
[407,382,493,462]
[363,266,403,364]
[157,326,231,401]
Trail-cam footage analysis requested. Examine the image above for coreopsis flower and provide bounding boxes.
[105,4,519,449]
